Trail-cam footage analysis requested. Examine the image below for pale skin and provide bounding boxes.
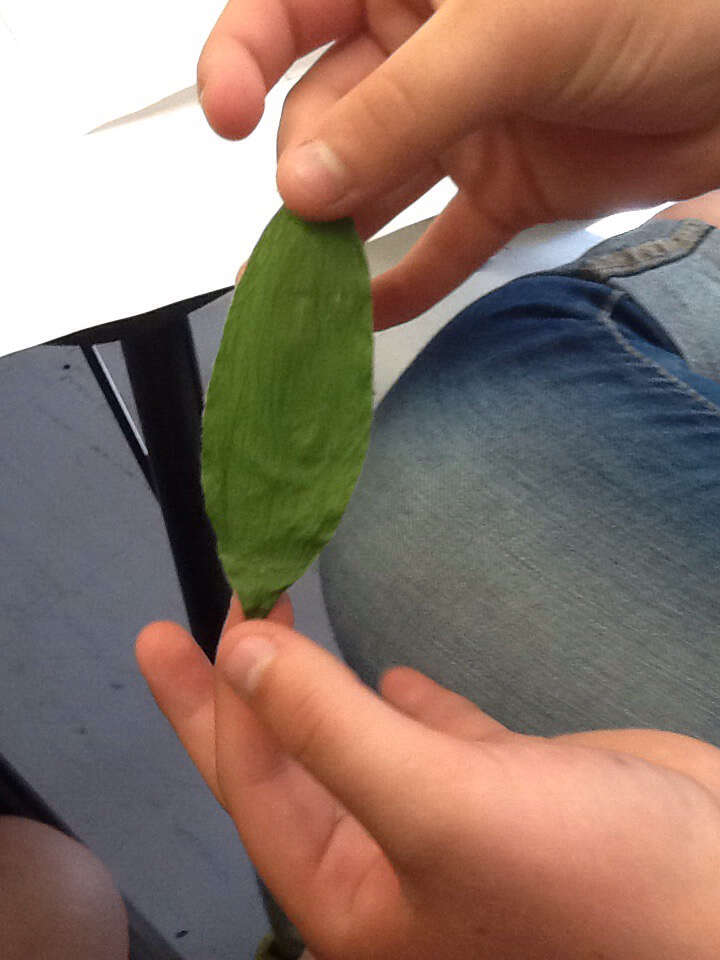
[136,590,720,959]
[197,0,720,327]
[0,816,128,960]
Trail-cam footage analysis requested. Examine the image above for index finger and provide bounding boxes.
[198,0,365,139]
[222,590,295,636]
[134,594,294,804]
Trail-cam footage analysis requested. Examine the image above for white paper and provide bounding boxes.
[2,0,654,361]
[0,0,224,134]
[586,205,671,239]
[2,73,456,359]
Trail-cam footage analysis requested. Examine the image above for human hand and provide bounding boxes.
[137,597,720,959]
[198,0,720,326]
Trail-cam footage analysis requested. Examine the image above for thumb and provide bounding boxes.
[217,620,469,868]
[380,666,510,742]
[276,0,533,220]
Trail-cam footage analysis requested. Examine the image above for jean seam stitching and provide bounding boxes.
[593,290,720,421]
[612,276,720,385]
[572,220,713,280]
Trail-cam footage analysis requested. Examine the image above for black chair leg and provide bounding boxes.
[81,343,156,495]
[120,309,230,660]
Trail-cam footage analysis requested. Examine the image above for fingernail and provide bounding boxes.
[225,634,276,696]
[285,140,347,206]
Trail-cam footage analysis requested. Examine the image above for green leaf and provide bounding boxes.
[201,207,373,619]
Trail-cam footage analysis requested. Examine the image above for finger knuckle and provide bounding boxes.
[354,69,421,146]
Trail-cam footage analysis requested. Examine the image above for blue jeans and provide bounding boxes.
[267,218,720,957]
[321,218,720,742]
